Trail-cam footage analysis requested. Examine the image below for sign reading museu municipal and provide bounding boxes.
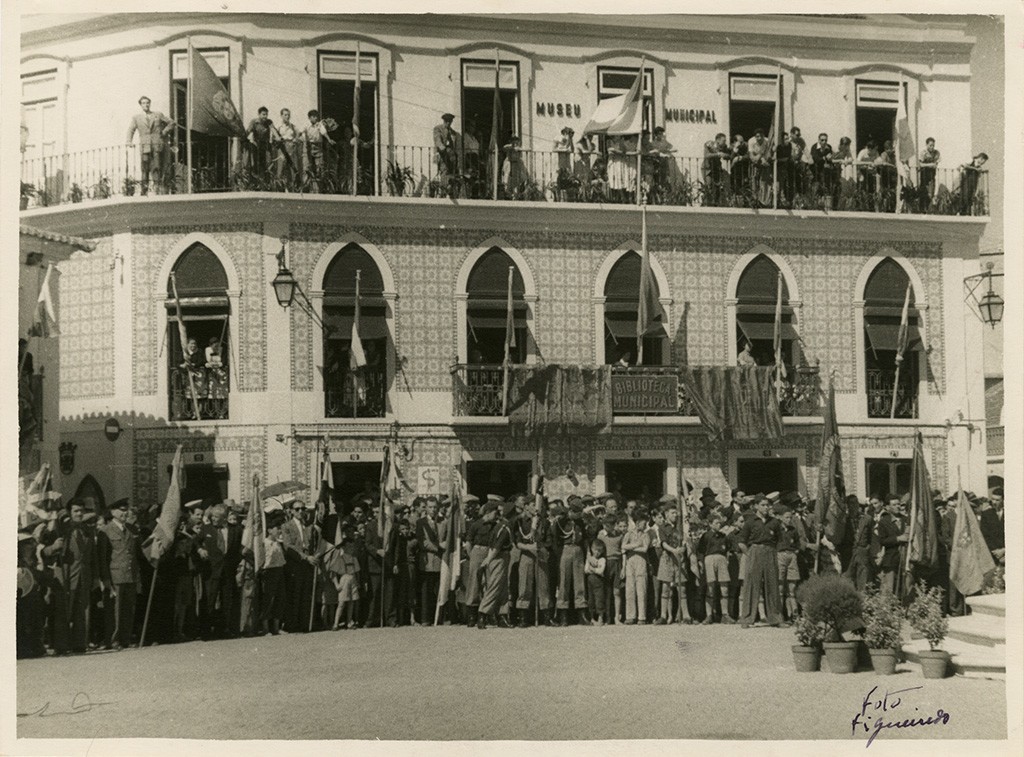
[611,373,679,414]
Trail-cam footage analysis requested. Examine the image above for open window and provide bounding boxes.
[170,48,232,191]
[604,250,666,366]
[318,51,379,195]
[734,254,797,369]
[854,80,901,153]
[729,73,779,140]
[863,258,921,419]
[166,243,230,421]
[461,59,520,170]
[322,243,389,418]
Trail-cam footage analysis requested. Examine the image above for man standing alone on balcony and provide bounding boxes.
[434,113,460,195]
[126,96,174,196]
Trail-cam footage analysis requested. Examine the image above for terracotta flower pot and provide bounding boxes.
[868,647,899,675]
[792,644,822,672]
[918,649,950,679]
[823,641,859,674]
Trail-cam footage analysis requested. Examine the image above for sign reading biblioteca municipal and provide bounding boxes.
[611,373,679,414]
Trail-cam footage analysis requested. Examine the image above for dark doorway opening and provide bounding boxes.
[180,463,229,507]
[730,101,775,141]
[855,108,895,152]
[318,78,378,194]
[330,461,383,516]
[465,460,532,502]
[864,458,912,501]
[736,458,798,496]
[605,459,667,502]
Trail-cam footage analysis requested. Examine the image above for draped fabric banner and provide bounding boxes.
[678,366,784,442]
[506,365,612,437]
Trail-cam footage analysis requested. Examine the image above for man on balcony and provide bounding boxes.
[126,96,174,196]
[433,113,459,196]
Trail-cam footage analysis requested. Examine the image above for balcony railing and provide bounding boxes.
[21,143,989,217]
[170,366,229,421]
[451,363,822,418]
[324,365,387,418]
[866,368,918,419]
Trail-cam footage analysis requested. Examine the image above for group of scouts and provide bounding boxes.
[16,482,1006,658]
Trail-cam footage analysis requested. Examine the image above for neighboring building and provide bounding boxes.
[18,225,96,487]
[986,376,1004,488]
[19,13,994,508]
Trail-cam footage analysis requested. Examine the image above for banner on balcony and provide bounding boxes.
[678,366,784,442]
[506,365,612,438]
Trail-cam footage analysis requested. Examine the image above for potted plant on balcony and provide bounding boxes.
[123,176,138,197]
[862,584,904,675]
[20,182,36,210]
[906,581,949,679]
[791,611,826,672]
[796,573,863,674]
[385,160,414,197]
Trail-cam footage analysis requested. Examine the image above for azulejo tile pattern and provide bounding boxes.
[133,426,267,506]
[130,224,265,396]
[58,242,114,399]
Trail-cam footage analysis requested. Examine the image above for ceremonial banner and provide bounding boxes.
[906,434,939,571]
[317,448,335,541]
[436,477,463,621]
[19,463,60,527]
[189,46,245,137]
[582,63,643,135]
[950,488,995,596]
[506,364,612,437]
[28,264,60,337]
[814,377,846,546]
[242,475,266,573]
[678,366,784,442]
[142,445,184,565]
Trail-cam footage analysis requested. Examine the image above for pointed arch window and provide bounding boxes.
[322,243,388,418]
[604,250,667,366]
[863,258,921,418]
[734,254,799,370]
[166,243,230,420]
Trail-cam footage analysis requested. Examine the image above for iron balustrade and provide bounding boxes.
[22,143,988,217]
[169,366,229,421]
[324,363,388,418]
[866,368,918,419]
[452,364,507,417]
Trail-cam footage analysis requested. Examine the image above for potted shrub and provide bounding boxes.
[796,574,863,674]
[123,176,138,197]
[791,612,826,672]
[906,581,949,679]
[862,584,904,675]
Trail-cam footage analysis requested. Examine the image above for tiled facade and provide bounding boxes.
[59,242,114,399]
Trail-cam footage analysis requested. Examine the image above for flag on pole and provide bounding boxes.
[28,264,60,337]
[19,463,60,527]
[814,376,847,547]
[317,447,338,542]
[503,266,517,365]
[242,474,266,573]
[950,488,995,596]
[436,473,463,616]
[142,444,184,565]
[189,47,245,137]
[491,49,503,200]
[905,433,939,572]
[766,69,784,154]
[895,283,912,366]
[170,271,202,420]
[582,62,644,135]
[895,78,915,177]
[773,271,788,399]
[635,206,664,364]
[349,270,367,406]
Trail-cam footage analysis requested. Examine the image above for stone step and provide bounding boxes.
[902,637,1005,680]
[946,613,1006,647]
[965,593,1005,618]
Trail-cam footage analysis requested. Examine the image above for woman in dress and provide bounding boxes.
[501,136,527,197]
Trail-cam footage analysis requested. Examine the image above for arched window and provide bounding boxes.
[734,254,798,369]
[166,243,230,421]
[466,247,527,365]
[322,243,388,418]
[863,258,921,418]
[604,250,666,366]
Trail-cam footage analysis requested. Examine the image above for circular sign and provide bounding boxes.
[104,418,122,442]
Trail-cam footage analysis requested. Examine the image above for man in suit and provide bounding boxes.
[126,96,174,196]
[872,497,906,594]
[433,112,459,195]
[195,502,243,638]
[97,499,141,650]
[281,499,318,632]
[416,497,442,627]
[60,499,97,654]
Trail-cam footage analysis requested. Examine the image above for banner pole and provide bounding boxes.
[139,561,160,648]
[186,38,193,194]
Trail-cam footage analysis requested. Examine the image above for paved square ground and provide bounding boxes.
[15,624,1006,743]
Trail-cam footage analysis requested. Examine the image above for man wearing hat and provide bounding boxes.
[554,501,588,625]
[281,498,319,632]
[96,498,141,650]
[169,500,204,641]
[478,499,516,629]
[514,497,554,627]
[736,497,784,628]
[54,499,99,654]
[464,496,499,627]
[433,112,460,194]
[17,525,48,658]
[195,502,243,639]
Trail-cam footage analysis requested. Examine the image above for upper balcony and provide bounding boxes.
[19,141,989,218]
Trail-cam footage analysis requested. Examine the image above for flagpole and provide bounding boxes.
[501,265,514,416]
[187,38,193,195]
[636,204,647,366]
[774,271,784,402]
[890,283,911,419]
[635,58,645,206]
[139,561,160,648]
[905,433,920,574]
[353,269,361,419]
[492,48,500,202]
[171,271,203,421]
[772,67,781,210]
[352,42,361,196]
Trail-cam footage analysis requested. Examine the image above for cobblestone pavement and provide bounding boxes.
[16,623,1006,744]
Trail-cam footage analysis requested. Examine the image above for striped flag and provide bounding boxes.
[142,444,184,565]
[317,448,337,542]
[503,266,517,365]
[19,463,60,527]
[766,70,784,155]
[490,48,503,196]
[242,474,266,573]
[582,60,644,136]
[28,264,59,337]
[895,78,915,180]
[950,488,995,596]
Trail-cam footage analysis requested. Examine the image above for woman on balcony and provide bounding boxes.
[607,135,637,204]
[501,136,527,198]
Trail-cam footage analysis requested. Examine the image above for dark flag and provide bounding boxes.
[815,376,847,548]
[436,472,463,622]
[905,433,939,572]
[189,46,245,137]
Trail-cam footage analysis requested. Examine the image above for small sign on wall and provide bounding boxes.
[417,466,441,495]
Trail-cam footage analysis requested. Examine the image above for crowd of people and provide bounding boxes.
[16,478,1006,658]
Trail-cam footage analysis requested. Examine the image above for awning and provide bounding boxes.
[322,314,389,339]
[736,319,798,341]
[604,316,665,339]
[864,322,923,352]
[164,295,230,309]
[467,313,527,330]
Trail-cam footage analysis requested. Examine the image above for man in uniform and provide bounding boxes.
[554,500,588,625]
[464,498,498,627]
[477,500,516,629]
[737,496,785,628]
[59,499,98,654]
[514,496,554,627]
[96,499,141,649]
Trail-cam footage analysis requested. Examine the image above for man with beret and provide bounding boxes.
[554,501,588,625]
[514,497,553,627]
[96,498,141,650]
[478,500,516,629]
[737,497,785,628]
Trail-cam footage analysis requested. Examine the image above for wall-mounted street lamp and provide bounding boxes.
[964,261,1004,328]
[271,239,330,333]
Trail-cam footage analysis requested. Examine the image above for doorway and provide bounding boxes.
[180,463,229,507]
[465,460,532,502]
[864,458,912,500]
[604,459,667,502]
[330,461,383,516]
[735,458,798,496]
[855,108,895,152]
